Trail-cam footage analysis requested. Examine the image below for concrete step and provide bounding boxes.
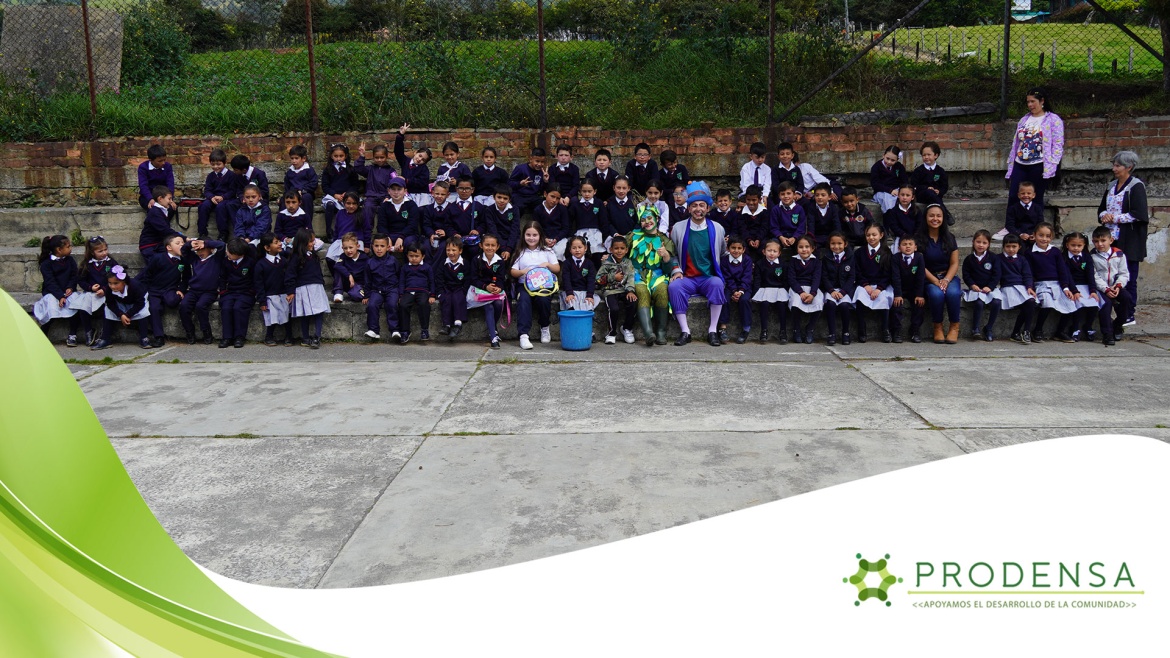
[7,289,1123,347]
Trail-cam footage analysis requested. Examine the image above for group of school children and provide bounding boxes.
[32,130,1134,350]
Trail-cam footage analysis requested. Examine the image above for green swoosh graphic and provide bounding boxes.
[0,290,341,657]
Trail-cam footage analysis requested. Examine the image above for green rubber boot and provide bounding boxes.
[637,307,655,347]
[653,307,669,345]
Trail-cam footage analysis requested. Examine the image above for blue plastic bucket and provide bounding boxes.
[557,310,595,351]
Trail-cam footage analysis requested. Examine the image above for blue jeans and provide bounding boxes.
[517,293,551,336]
[925,278,962,323]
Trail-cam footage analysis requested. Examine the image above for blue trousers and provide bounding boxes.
[367,290,399,333]
[219,292,253,340]
[179,290,217,336]
[925,278,962,323]
[148,290,182,337]
[718,292,752,331]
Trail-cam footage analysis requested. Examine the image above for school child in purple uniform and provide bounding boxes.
[870,145,907,213]
[738,185,769,262]
[320,144,359,243]
[397,244,436,344]
[285,228,330,348]
[254,233,293,346]
[70,236,118,345]
[533,188,569,257]
[807,182,841,251]
[480,185,517,263]
[363,233,401,342]
[1004,181,1043,248]
[707,189,735,236]
[1056,232,1099,343]
[137,144,176,219]
[437,176,481,263]
[421,181,453,261]
[962,229,1002,342]
[233,184,272,244]
[1026,222,1076,342]
[218,155,270,237]
[91,266,152,350]
[472,147,509,206]
[601,176,638,240]
[787,236,824,343]
[394,124,434,207]
[435,141,473,189]
[32,235,85,345]
[839,187,874,249]
[140,186,181,256]
[469,233,508,349]
[178,238,225,344]
[560,235,600,311]
[549,145,581,201]
[218,237,258,348]
[332,233,371,302]
[137,234,189,347]
[376,176,421,254]
[883,185,920,246]
[852,224,897,343]
[198,149,235,239]
[355,141,397,231]
[435,239,471,341]
[910,141,953,226]
[890,235,926,344]
[624,142,659,196]
[510,147,549,218]
[998,234,1039,344]
[821,233,856,346]
[770,181,807,255]
[284,144,319,232]
[586,149,617,202]
[752,239,788,344]
[719,235,754,344]
[326,193,370,272]
[275,191,312,244]
[657,150,689,194]
[566,179,607,268]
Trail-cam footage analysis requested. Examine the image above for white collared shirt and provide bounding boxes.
[742,205,765,217]
[1032,244,1053,253]
[266,253,280,263]
[289,162,310,173]
[282,207,305,217]
[448,257,464,267]
[729,256,742,264]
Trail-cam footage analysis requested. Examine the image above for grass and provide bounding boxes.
[212,432,260,438]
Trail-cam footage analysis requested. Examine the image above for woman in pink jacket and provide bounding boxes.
[1005,87,1064,212]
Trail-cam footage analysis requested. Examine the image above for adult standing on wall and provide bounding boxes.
[1098,150,1148,327]
[1004,87,1064,217]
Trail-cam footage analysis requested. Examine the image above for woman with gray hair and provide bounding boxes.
[1097,150,1148,326]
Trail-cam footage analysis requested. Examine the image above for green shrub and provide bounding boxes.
[121,2,192,87]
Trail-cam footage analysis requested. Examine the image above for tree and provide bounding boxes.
[1144,0,1170,91]
[279,0,329,38]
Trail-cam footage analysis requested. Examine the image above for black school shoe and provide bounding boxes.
[736,330,749,344]
[826,333,836,346]
[909,332,921,344]
[707,331,721,346]
[201,334,213,345]
[842,332,851,345]
[140,337,153,349]
[420,330,431,341]
[893,333,904,343]
[1031,331,1046,343]
[400,331,411,345]
[449,324,462,341]
[151,336,166,348]
[234,337,245,348]
[882,331,893,343]
[218,339,232,348]
[674,332,692,346]
[719,329,729,343]
[759,330,769,343]
[186,332,197,345]
[804,328,815,344]
[309,337,320,349]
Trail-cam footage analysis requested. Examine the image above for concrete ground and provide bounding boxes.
[66,309,1170,589]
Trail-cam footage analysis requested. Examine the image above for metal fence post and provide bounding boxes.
[767,0,775,131]
[538,0,547,132]
[304,0,320,131]
[1001,0,1010,121]
[80,0,99,138]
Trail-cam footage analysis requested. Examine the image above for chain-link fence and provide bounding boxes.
[0,0,1165,142]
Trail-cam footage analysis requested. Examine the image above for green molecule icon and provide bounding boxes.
[844,553,903,606]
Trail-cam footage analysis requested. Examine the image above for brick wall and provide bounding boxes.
[2,116,1168,206]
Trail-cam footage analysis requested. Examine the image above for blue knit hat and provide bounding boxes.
[685,181,713,208]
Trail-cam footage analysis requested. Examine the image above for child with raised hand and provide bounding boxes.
[394,124,433,207]
[72,236,118,345]
[332,233,370,304]
[510,220,560,350]
[586,148,617,202]
[821,232,856,346]
[962,229,1002,341]
[566,178,606,268]
[198,149,233,239]
[397,244,436,344]
[284,144,319,230]
[883,184,920,247]
[998,234,1039,344]
[254,233,293,346]
[738,184,769,262]
[355,141,397,230]
[719,235,754,344]
[285,228,330,349]
[1056,232,1099,343]
[473,147,509,206]
[549,144,581,202]
[787,235,824,344]
[560,236,600,312]
[137,234,188,347]
[840,186,875,249]
[218,237,258,349]
[435,141,472,188]
[178,237,225,344]
[275,190,312,245]
[852,224,897,343]
[363,233,401,343]
[436,238,471,341]
[32,235,84,346]
[624,142,659,196]
[1026,222,1076,342]
[481,185,517,262]
[752,238,789,343]
[233,183,272,245]
[1090,225,1132,346]
[890,234,926,344]
[139,185,181,256]
[510,147,549,218]
[322,143,360,242]
[469,233,508,349]
[91,265,152,350]
[595,236,638,344]
[376,176,420,254]
[870,145,907,213]
[808,182,841,251]
[770,181,806,255]
[910,141,952,225]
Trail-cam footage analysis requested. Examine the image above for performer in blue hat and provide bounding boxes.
[668,181,728,346]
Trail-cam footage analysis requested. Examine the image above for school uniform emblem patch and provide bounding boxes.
[628,208,635,217]
[401,210,408,218]
[241,268,249,276]
[844,265,851,272]
[984,262,992,270]
[791,215,800,225]
[933,174,940,181]
[592,207,599,214]
[456,272,464,280]
[911,266,918,274]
